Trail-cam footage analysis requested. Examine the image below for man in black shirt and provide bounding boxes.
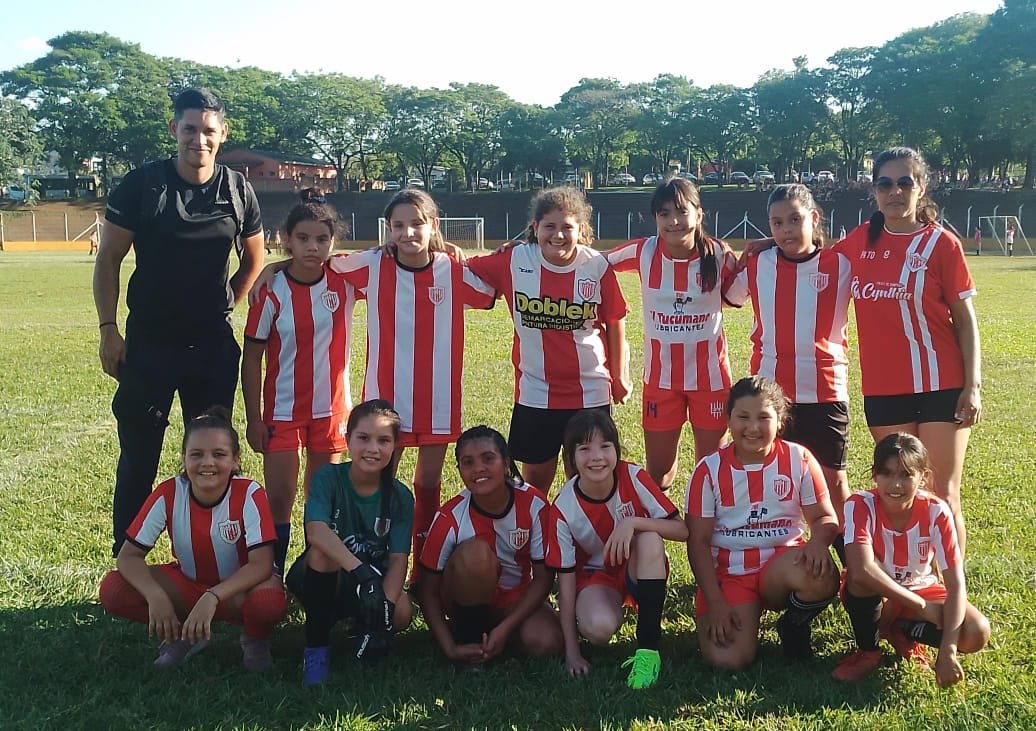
[93,88,265,555]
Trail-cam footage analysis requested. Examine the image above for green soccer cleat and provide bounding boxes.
[621,648,661,689]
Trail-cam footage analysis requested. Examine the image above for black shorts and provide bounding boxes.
[508,403,610,465]
[863,389,962,427]
[782,402,849,471]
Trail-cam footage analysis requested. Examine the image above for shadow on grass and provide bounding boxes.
[0,596,904,730]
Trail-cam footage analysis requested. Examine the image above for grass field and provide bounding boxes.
[1,251,1034,730]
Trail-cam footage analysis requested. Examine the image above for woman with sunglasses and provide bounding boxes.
[834,147,980,556]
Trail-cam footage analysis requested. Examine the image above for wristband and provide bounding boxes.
[204,588,220,602]
[99,321,117,329]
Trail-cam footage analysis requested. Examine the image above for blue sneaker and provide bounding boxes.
[302,646,330,687]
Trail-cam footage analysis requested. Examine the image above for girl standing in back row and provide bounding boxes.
[467,186,631,491]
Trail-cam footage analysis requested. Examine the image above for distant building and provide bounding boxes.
[217,149,337,193]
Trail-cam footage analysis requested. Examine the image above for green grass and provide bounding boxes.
[1,251,1034,730]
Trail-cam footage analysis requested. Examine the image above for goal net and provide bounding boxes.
[378,217,485,250]
[976,215,1031,256]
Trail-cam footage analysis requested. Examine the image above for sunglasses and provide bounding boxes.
[874,176,917,192]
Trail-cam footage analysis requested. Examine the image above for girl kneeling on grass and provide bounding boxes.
[685,376,839,670]
[99,407,287,671]
[418,425,562,666]
[546,409,687,689]
[285,399,415,687]
[833,432,990,686]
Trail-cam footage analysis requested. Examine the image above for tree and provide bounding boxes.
[630,74,697,177]
[0,98,43,187]
[823,46,883,179]
[556,78,638,183]
[497,104,567,183]
[686,85,753,178]
[384,86,452,186]
[750,59,831,180]
[440,83,513,190]
[275,73,388,190]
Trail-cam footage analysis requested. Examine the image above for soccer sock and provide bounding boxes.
[898,619,944,648]
[273,523,291,575]
[411,480,442,579]
[241,587,289,639]
[783,591,832,627]
[843,590,882,651]
[302,568,339,647]
[98,570,150,624]
[832,533,847,567]
[634,579,666,651]
[451,603,491,646]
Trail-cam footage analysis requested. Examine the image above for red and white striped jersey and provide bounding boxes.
[419,482,549,593]
[126,475,276,586]
[330,250,495,436]
[843,489,959,590]
[685,440,828,577]
[245,267,355,422]
[546,461,678,572]
[466,245,628,409]
[608,236,735,392]
[724,247,852,403]
[834,224,976,396]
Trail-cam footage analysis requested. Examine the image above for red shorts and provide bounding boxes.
[642,383,728,431]
[839,573,948,622]
[442,581,529,613]
[694,545,794,617]
[155,563,241,623]
[266,414,348,453]
[396,430,459,448]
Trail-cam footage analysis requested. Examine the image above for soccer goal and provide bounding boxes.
[378,217,485,250]
[976,215,1032,256]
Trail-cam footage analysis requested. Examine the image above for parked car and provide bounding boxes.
[703,172,724,185]
[753,170,775,185]
[610,172,636,186]
[406,177,424,187]
[642,172,663,185]
[816,170,835,183]
[383,180,401,191]
[678,172,699,184]
[4,184,28,201]
[476,177,495,190]
[730,171,751,186]
[497,179,516,191]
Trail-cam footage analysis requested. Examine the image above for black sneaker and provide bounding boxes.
[775,612,813,660]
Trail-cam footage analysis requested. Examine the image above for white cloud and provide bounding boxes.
[17,37,50,53]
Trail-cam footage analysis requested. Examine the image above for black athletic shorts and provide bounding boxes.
[863,388,962,427]
[782,401,849,470]
[508,403,610,465]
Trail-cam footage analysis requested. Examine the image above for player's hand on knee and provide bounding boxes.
[351,562,390,628]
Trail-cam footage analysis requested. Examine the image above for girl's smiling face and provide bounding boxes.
[533,209,580,264]
[182,428,239,495]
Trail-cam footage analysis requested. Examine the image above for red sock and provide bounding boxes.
[98,570,150,624]
[411,480,442,580]
[241,586,288,639]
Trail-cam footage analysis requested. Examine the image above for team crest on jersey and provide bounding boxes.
[709,401,725,420]
[616,500,636,520]
[916,538,930,556]
[428,286,446,305]
[673,294,692,313]
[509,527,530,551]
[218,519,242,544]
[907,253,927,272]
[808,272,829,292]
[321,290,340,312]
[374,517,392,538]
[577,278,597,301]
[771,476,792,501]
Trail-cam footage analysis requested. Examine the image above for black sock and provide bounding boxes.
[635,579,665,650]
[274,523,291,574]
[784,591,831,627]
[450,603,491,646]
[843,590,881,651]
[302,568,338,647]
[898,619,943,648]
[832,534,846,567]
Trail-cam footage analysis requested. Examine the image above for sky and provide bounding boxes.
[1,0,1003,108]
